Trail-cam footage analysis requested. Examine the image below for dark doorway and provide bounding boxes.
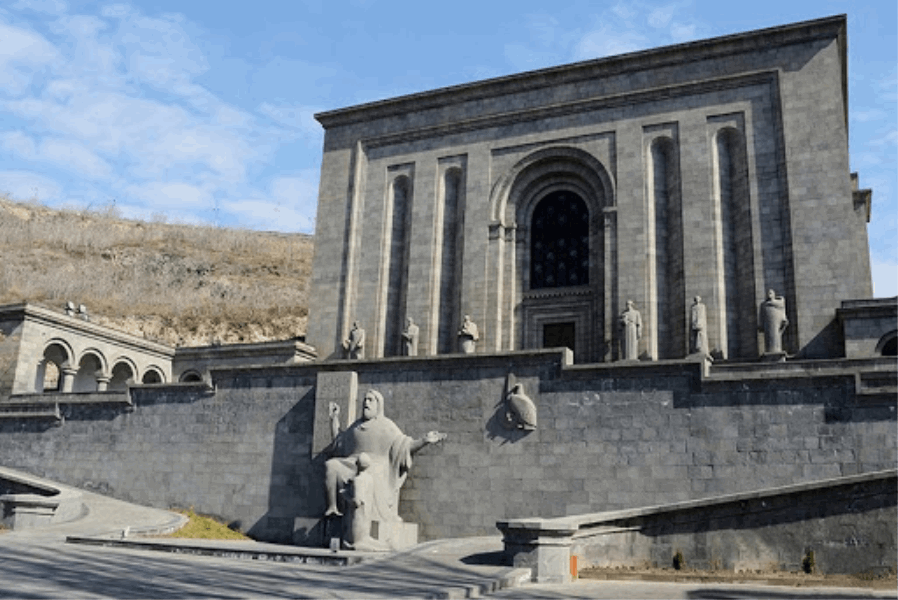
[544,322,575,353]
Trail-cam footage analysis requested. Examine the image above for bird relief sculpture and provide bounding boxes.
[501,374,537,431]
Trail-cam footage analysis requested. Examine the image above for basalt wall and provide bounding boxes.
[0,350,893,552]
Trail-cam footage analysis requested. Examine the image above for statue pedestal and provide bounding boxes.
[371,520,418,550]
[459,337,476,354]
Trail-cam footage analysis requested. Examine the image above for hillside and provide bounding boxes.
[0,195,313,347]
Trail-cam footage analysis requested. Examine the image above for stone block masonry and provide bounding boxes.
[0,350,893,547]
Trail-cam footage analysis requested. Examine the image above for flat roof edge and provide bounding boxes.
[315,14,846,128]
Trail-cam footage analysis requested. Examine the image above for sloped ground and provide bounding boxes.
[0,196,313,346]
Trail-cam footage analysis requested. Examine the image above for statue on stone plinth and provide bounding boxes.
[458,315,479,354]
[690,296,708,355]
[758,289,788,355]
[619,300,642,360]
[342,321,365,359]
[401,317,419,357]
[324,390,445,549]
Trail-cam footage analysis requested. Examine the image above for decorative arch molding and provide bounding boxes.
[76,348,109,375]
[74,348,108,392]
[178,369,204,383]
[875,330,897,356]
[141,366,165,384]
[35,339,75,393]
[485,145,616,362]
[490,146,615,225]
[42,339,75,367]
[109,357,138,391]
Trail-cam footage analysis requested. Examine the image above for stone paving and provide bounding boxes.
[1,487,894,599]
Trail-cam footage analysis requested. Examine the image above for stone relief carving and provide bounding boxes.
[458,315,479,354]
[619,300,642,360]
[401,317,419,357]
[502,381,537,431]
[324,390,446,550]
[342,321,365,359]
[759,289,788,356]
[690,296,709,355]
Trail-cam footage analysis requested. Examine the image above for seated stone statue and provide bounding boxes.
[324,390,445,546]
[341,452,388,552]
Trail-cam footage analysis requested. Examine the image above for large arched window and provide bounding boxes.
[530,190,589,289]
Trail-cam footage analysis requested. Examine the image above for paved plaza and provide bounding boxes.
[1,488,894,600]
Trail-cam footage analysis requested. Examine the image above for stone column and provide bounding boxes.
[96,376,110,392]
[60,367,77,393]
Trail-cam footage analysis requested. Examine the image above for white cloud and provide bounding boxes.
[1,131,37,157]
[647,5,676,29]
[669,22,696,42]
[871,257,898,298]
[40,139,112,179]
[0,169,62,202]
[221,198,315,233]
[851,108,886,123]
[124,181,213,209]
[12,0,67,15]
[221,171,319,233]
[259,102,323,142]
[0,20,58,96]
[574,27,648,60]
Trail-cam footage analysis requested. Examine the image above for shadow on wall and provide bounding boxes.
[248,388,327,545]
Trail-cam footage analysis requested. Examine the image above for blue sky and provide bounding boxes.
[1,0,895,296]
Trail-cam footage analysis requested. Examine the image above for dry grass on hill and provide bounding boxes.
[0,195,313,347]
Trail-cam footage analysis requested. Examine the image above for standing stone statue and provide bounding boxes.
[458,315,479,354]
[619,300,642,361]
[759,289,788,355]
[690,296,708,355]
[342,321,365,359]
[401,317,419,357]
[324,390,445,550]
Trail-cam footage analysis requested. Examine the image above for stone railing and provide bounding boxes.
[0,466,84,529]
[498,470,897,583]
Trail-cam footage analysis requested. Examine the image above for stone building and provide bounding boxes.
[308,15,874,363]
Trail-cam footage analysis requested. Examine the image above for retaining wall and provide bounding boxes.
[0,351,893,552]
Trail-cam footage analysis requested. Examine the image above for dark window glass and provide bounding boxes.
[544,322,575,352]
[530,191,588,289]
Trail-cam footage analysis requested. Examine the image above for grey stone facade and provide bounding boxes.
[0,350,893,546]
[308,15,873,363]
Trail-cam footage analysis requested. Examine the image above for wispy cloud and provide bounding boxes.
[0,4,319,232]
[508,1,702,68]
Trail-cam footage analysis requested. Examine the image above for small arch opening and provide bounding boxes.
[109,362,135,391]
[142,369,163,384]
[74,353,104,392]
[877,331,898,357]
[39,343,70,393]
[179,370,204,383]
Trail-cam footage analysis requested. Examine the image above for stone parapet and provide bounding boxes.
[499,470,897,582]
